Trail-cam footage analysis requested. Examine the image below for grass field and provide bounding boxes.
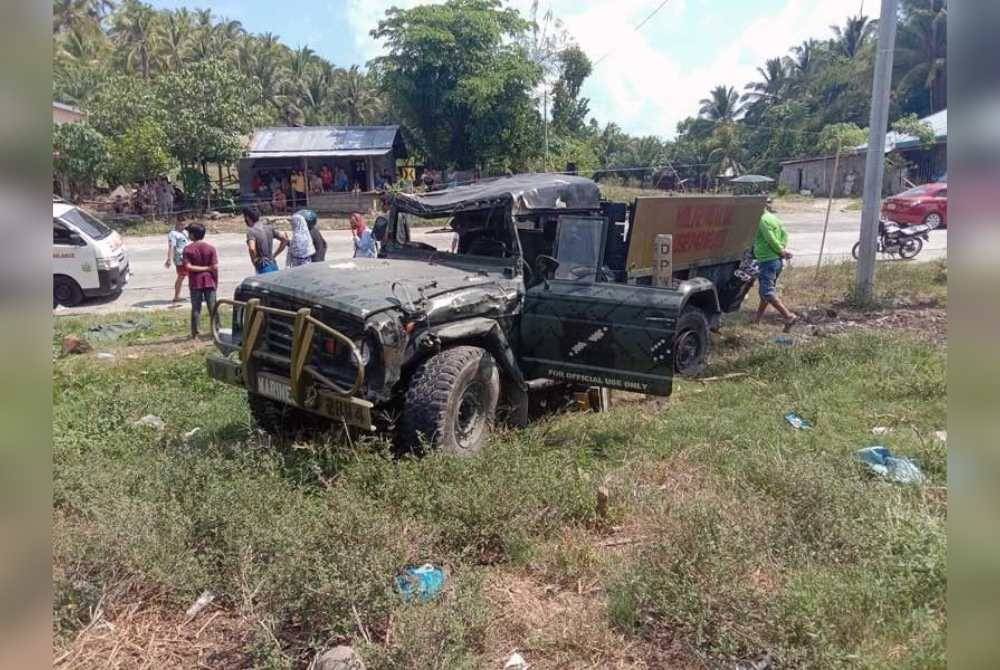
[53,261,947,668]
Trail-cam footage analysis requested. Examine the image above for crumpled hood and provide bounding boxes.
[237,257,508,319]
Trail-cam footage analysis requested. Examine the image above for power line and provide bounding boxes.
[592,0,673,67]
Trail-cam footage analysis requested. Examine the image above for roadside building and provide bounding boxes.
[238,125,407,214]
[778,109,947,197]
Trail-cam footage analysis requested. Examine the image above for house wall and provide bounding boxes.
[778,144,945,197]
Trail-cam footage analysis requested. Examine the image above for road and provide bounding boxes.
[58,209,946,315]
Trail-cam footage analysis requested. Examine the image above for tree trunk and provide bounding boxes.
[202,161,211,211]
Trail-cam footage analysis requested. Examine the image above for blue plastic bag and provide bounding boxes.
[784,412,813,430]
[854,445,925,484]
[394,564,446,603]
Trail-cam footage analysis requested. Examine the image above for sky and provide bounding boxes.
[147,0,863,138]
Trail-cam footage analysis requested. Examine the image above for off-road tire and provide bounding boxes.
[673,306,710,377]
[248,392,324,439]
[54,275,83,307]
[400,346,500,456]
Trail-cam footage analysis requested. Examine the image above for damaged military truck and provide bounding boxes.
[207,174,763,454]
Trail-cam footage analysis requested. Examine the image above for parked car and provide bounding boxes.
[881,182,947,229]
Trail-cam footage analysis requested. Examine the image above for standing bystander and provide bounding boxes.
[752,198,799,330]
[181,223,219,339]
[165,219,189,302]
[243,206,288,274]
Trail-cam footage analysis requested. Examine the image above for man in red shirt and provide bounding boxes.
[182,223,220,339]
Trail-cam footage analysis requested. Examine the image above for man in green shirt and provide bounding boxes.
[752,199,798,329]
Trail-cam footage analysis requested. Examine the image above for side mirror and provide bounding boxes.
[534,254,559,289]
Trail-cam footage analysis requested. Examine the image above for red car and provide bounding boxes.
[881,182,948,229]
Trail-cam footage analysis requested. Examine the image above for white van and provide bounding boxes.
[53,201,130,306]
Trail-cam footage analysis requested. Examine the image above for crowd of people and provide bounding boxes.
[113,177,180,216]
[166,205,387,338]
[249,165,395,213]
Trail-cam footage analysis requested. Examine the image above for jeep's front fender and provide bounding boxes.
[677,277,721,314]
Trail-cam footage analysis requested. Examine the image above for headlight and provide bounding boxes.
[358,336,376,366]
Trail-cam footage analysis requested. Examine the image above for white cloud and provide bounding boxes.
[345,0,859,138]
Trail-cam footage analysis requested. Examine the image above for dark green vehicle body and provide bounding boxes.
[207,174,758,451]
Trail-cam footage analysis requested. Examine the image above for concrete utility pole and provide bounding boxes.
[855,0,898,301]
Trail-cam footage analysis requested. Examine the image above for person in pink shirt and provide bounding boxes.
[182,223,220,339]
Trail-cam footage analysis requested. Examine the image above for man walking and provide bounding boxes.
[181,223,219,339]
[296,209,326,262]
[243,206,287,274]
[165,218,189,302]
[752,198,798,330]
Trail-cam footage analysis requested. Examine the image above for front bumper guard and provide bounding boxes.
[210,297,367,408]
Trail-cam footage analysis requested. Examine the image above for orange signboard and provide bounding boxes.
[626,195,765,271]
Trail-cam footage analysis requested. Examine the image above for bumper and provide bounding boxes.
[83,262,130,298]
[208,298,375,430]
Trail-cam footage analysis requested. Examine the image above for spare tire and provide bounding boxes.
[400,346,500,455]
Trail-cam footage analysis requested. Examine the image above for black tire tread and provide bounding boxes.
[674,306,710,377]
[400,346,496,453]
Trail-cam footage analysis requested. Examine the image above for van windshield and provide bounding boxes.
[60,207,112,241]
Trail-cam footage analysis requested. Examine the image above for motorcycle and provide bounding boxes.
[852,218,934,261]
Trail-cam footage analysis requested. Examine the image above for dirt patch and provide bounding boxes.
[800,303,947,345]
[483,571,652,669]
[54,584,255,669]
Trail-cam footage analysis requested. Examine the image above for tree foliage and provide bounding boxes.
[106,118,176,184]
[53,122,109,197]
[369,0,542,171]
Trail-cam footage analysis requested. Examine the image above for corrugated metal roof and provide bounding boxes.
[247,125,401,156]
[247,149,392,159]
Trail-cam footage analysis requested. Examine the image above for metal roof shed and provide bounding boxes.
[239,125,408,213]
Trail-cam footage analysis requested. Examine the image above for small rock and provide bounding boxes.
[133,414,165,431]
[314,645,366,670]
[184,590,215,620]
[871,426,893,435]
[503,651,528,670]
[61,335,92,355]
[96,352,115,360]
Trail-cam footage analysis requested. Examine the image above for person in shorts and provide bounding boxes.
[165,219,189,302]
[181,223,219,339]
[752,198,799,330]
[243,206,287,274]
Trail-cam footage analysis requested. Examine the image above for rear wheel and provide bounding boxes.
[400,346,500,456]
[898,236,923,260]
[53,275,83,307]
[673,306,710,377]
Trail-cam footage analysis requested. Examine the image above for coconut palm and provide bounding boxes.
[334,65,382,125]
[110,0,159,79]
[236,33,289,117]
[742,58,790,104]
[830,13,875,59]
[53,0,114,35]
[154,9,193,72]
[706,122,746,179]
[786,38,820,78]
[698,85,743,122]
[300,61,337,124]
[895,1,947,113]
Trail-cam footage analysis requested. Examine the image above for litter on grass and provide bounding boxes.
[503,651,528,669]
[855,446,925,484]
[871,426,893,435]
[394,564,445,603]
[784,412,813,430]
[84,318,152,342]
[773,335,794,346]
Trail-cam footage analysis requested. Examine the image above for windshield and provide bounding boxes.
[391,207,515,260]
[59,207,112,240]
[554,216,604,281]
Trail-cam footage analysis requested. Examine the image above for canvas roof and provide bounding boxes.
[392,173,601,216]
[247,125,405,158]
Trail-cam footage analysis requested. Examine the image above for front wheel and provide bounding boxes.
[898,236,923,260]
[673,306,710,377]
[400,346,500,455]
[53,275,84,307]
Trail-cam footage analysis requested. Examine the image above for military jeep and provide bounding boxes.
[207,174,762,454]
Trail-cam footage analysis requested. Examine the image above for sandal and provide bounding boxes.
[782,316,800,333]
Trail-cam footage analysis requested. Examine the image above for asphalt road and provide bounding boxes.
[58,209,946,315]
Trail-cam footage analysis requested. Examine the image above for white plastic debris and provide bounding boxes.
[96,352,115,360]
[184,590,215,620]
[933,430,947,442]
[183,427,201,441]
[871,426,893,435]
[133,414,165,431]
[503,651,528,669]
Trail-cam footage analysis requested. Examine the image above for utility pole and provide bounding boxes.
[816,139,842,276]
[855,0,898,302]
[543,88,549,173]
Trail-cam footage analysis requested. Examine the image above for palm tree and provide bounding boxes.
[698,85,743,122]
[742,58,790,104]
[154,8,193,72]
[53,0,114,34]
[895,1,947,113]
[55,24,108,67]
[334,65,381,125]
[300,61,336,124]
[830,13,875,59]
[110,0,158,79]
[786,38,819,78]
[706,122,746,179]
[236,33,288,117]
